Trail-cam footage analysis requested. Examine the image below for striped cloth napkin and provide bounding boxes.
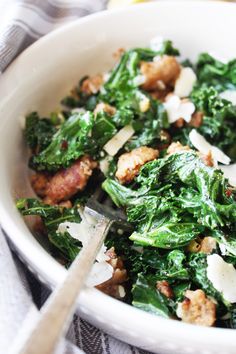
[0,1,151,353]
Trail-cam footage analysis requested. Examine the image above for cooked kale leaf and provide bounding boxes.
[31,112,95,171]
[30,110,118,172]
[132,274,171,318]
[16,198,81,261]
[103,152,236,248]
[25,112,56,152]
[196,53,236,90]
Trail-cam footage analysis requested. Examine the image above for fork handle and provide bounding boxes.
[20,216,112,354]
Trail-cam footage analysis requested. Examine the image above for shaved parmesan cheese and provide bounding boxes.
[221,164,236,186]
[57,210,113,287]
[118,285,126,298]
[211,146,231,165]
[174,67,197,98]
[96,244,110,262]
[99,155,111,175]
[153,55,161,62]
[103,72,111,83]
[71,108,86,114]
[103,125,134,156]
[57,221,89,246]
[139,96,150,113]
[57,219,109,263]
[163,95,195,123]
[219,243,227,256]
[176,303,183,319]
[133,74,146,86]
[189,129,231,165]
[219,90,236,105]
[207,254,236,303]
[86,262,113,287]
[150,36,164,52]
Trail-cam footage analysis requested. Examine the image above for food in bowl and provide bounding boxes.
[16,38,236,328]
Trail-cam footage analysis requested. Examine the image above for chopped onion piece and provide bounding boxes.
[103,125,134,156]
[174,67,197,98]
[219,90,236,105]
[189,129,231,165]
[207,254,236,303]
[163,95,195,123]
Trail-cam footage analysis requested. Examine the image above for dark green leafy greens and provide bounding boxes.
[196,53,236,90]
[132,274,171,318]
[25,112,56,153]
[173,54,236,160]
[16,198,81,261]
[103,151,236,321]
[17,40,236,328]
[103,151,236,235]
[30,111,118,171]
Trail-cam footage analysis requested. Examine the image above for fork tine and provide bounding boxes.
[85,187,133,232]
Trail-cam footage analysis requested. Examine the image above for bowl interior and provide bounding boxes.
[1,2,236,353]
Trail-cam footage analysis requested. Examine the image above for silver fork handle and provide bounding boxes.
[20,217,112,354]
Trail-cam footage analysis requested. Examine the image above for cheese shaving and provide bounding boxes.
[149,35,164,52]
[163,95,195,123]
[189,129,231,165]
[103,125,134,156]
[174,67,197,98]
[207,254,236,303]
[219,90,236,105]
[220,164,236,187]
[57,210,113,286]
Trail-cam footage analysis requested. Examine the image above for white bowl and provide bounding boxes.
[1,2,236,353]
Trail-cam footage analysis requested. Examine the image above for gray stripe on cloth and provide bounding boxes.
[80,319,103,354]
[18,2,89,23]
[103,332,112,354]
[0,0,107,72]
[17,0,95,19]
[13,19,42,37]
[0,24,35,72]
[73,314,83,349]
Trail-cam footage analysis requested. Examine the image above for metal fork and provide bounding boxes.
[19,188,132,354]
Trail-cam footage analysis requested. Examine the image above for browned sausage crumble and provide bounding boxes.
[96,247,128,299]
[43,156,97,205]
[156,280,174,299]
[140,56,181,91]
[177,289,216,326]
[115,146,159,184]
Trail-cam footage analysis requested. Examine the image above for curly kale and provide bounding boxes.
[196,53,236,90]
[16,198,81,261]
[19,41,236,327]
[30,111,117,171]
[103,151,236,247]
[25,112,56,153]
[171,86,236,161]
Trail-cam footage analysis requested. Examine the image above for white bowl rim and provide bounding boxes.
[1,0,236,348]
